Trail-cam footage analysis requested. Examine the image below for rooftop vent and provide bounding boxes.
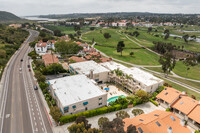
[155,121,161,127]
[154,114,159,116]
[170,116,176,121]
[165,92,168,95]
[180,102,184,105]
[167,127,173,133]
[139,119,144,121]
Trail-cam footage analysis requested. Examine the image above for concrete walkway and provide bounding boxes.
[61,102,164,133]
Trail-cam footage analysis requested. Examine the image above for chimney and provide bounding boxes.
[182,91,186,95]
[90,69,94,79]
[167,127,173,133]
[180,119,185,126]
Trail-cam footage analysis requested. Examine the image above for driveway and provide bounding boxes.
[61,102,164,133]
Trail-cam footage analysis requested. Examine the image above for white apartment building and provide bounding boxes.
[100,61,163,93]
[69,61,110,83]
[35,40,55,55]
[49,75,107,115]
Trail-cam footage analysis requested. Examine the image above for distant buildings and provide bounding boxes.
[35,40,55,55]
[157,87,200,130]
[123,110,191,133]
[49,75,107,115]
[9,24,22,28]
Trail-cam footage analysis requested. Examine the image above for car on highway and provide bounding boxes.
[34,85,38,90]
[29,68,31,72]
[19,68,22,71]
[21,59,23,62]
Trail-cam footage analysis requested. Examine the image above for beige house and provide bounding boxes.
[156,87,200,131]
[69,61,110,83]
[49,75,107,115]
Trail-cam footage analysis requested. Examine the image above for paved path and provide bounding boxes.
[61,102,165,133]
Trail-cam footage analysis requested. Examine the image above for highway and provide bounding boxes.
[0,30,53,133]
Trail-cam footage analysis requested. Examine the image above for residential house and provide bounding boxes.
[123,110,191,133]
[69,56,86,63]
[35,40,56,55]
[69,61,110,83]
[156,87,200,131]
[42,54,59,66]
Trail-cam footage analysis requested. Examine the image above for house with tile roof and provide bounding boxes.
[123,110,191,133]
[35,40,56,55]
[156,87,200,131]
[42,54,59,66]
[69,56,86,63]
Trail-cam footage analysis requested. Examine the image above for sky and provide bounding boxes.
[0,0,200,16]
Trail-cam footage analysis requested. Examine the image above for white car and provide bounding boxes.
[19,68,22,71]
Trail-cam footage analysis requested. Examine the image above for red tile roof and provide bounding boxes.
[42,54,59,66]
[123,110,190,133]
[69,56,86,63]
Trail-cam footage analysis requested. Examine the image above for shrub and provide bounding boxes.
[150,99,158,106]
[98,117,109,129]
[132,109,144,116]
[116,111,130,119]
[166,108,171,112]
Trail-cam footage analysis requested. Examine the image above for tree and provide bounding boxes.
[68,122,86,133]
[132,31,140,37]
[130,52,134,56]
[127,124,138,133]
[0,49,6,58]
[191,35,196,40]
[116,111,130,119]
[50,106,62,124]
[54,29,62,37]
[147,27,152,33]
[98,117,109,129]
[35,71,46,82]
[132,109,144,116]
[159,52,176,77]
[90,27,95,30]
[104,33,111,40]
[164,29,169,34]
[68,34,74,40]
[117,41,125,56]
[182,34,189,43]
[102,121,115,133]
[75,116,91,130]
[135,90,151,103]
[164,33,170,40]
[183,55,197,79]
[74,25,80,31]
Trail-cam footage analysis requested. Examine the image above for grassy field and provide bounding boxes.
[125,27,200,52]
[173,61,200,80]
[83,28,160,65]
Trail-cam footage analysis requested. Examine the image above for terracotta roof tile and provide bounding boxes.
[156,87,183,104]
[69,56,86,63]
[171,95,199,115]
[123,110,190,133]
[42,54,59,66]
[188,105,200,124]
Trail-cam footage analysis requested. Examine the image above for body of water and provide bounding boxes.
[107,95,126,103]
[22,16,58,21]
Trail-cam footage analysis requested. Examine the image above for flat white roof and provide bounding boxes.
[122,67,163,87]
[70,61,109,75]
[100,61,128,71]
[49,75,107,107]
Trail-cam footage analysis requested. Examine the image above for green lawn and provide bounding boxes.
[173,61,200,80]
[83,28,160,65]
[125,27,200,52]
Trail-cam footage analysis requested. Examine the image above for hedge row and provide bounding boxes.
[60,104,128,124]
[150,99,158,106]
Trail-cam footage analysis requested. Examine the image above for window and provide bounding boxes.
[99,98,102,100]
[72,105,76,109]
[138,127,143,133]
[85,107,88,111]
[170,116,176,121]
[83,102,88,106]
[54,92,56,97]
[99,103,102,106]
[155,121,161,127]
[165,92,168,95]
[64,107,69,113]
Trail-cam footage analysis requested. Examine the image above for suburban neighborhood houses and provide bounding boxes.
[1,7,200,133]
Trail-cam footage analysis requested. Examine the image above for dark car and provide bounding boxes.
[34,85,38,90]
[21,59,23,62]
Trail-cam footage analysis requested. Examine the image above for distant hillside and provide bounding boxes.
[0,11,21,22]
[38,12,199,19]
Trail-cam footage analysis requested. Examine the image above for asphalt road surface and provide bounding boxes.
[0,30,53,133]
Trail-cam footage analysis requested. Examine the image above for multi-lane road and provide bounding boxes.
[0,30,53,133]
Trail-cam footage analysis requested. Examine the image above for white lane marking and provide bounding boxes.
[34,117,35,120]
[40,122,42,125]
[5,114,10,118]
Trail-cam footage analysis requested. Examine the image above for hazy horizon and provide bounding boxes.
[1,0,200,16]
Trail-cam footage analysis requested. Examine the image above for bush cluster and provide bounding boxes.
[60,104,127,124]
[150,99,158,106]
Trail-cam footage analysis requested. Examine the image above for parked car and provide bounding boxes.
[34,85,38,90]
